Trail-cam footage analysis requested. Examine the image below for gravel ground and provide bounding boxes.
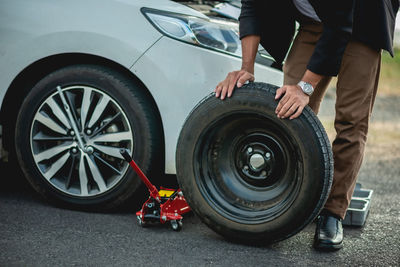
[0,94,399,266]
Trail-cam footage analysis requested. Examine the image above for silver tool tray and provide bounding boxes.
[343,183,373,226]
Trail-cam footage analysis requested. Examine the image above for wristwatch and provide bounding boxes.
[297,81,314,96]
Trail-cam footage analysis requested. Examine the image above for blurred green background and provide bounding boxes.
[380,48,400,95]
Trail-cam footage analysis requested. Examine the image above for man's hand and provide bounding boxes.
[214,70,255,100]
[214,34,259,100]
[275,85,309,120]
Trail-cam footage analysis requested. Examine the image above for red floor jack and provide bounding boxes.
[120,148,191,231]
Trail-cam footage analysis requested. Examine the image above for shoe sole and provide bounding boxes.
[314,241,343,251]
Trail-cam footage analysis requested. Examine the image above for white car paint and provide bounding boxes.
[0,0,163,105]
[132,37,283,173]
[0,0,283,174]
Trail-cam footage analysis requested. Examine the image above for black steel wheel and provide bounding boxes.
[176,82,333,244]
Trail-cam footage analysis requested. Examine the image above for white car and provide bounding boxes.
[0,0,283,210]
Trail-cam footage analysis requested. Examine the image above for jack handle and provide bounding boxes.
[120,148,161,203]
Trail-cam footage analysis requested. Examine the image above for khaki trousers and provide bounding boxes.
[283,22,381,219]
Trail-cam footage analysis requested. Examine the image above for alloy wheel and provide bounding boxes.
[30,85,133,197]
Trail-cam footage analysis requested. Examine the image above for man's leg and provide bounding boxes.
[284,23,381,251]
[283,22,331,113]
[323,41,381,219]
[313,42,380,251]
[283,23,341,251]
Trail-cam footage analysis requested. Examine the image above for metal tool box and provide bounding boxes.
[343,183,373,226]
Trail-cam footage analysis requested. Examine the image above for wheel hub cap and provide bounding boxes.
[249,153,265,170]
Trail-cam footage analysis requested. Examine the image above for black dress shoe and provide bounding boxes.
[314,212,343,251]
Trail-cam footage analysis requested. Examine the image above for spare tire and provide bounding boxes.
[176,82,333,245]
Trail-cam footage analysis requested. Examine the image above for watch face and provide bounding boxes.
[304,83,313,94]
[299,81,313,95]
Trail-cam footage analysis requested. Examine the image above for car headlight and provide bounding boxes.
[142,8,242,57]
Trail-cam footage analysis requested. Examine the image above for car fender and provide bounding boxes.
[0,0,163,109]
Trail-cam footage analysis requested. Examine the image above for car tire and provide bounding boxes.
[15,64,162,211]
[176,82,333,244]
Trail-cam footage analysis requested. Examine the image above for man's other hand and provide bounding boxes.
[214,70,254,100]
[275,85,309,120]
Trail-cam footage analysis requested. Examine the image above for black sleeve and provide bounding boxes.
[238,0,261,39]
[307,0,355,76]
[238,1,296,65]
